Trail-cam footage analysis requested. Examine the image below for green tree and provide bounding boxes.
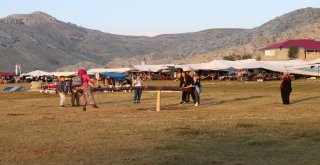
[288,45,299,59]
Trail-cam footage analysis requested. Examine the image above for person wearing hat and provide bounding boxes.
[280,73,292,104]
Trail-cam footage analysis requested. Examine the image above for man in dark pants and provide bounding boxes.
[69,79,80,107]
[193,72,202,107]
[280,74,292,104]
[179,72,190,102]
[180,72,195,104]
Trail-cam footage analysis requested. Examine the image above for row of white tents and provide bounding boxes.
[20,59,320,77]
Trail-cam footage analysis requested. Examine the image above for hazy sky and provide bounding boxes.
[1,0,320,36]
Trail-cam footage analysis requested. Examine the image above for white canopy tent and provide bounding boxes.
[21,70,53,77]
[205,60,254,70]
[284,59,320,76]
[175,63,209,71]
[231,60,303,74]
[72,58,320,77]
[87,68,132,74]
[131,64,175,72]
[51,72,77,77]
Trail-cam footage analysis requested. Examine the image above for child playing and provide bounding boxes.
[57,76,67,108]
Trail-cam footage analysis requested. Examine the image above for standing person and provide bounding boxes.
[237,70,243,82]
[280,73,292,105]
[77,69,98,111]
[133,75,143,103]
[179,70,190,102]
[180,72,195,104]
[57,76,67,108]
[193,72,202,107]
[69,79,80,107]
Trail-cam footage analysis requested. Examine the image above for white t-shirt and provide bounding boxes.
[134,79,143,86]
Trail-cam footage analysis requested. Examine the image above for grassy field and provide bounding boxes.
[1,80,320,164]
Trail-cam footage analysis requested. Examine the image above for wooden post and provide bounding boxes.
[156,90,161,112]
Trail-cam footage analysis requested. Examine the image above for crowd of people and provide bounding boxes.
[2,67,295,110]
[52,68,206,110]
[200,69,284,82]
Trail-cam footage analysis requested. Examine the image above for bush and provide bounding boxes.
[223,54,253,61]
[288,45,299,59]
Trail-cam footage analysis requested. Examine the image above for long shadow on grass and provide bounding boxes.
[291,96,320,104]
[135,96,266,111]
[207,95,266,105]
[98,95,177,105]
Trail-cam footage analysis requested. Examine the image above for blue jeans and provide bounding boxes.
[134,89,142,102]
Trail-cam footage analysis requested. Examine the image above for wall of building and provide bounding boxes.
[261,48,320,61]
[304,51,320,61]
[261,49,291,61]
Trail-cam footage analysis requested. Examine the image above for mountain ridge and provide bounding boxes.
[1,7,320,72]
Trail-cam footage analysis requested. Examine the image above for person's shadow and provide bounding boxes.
[291,96,320,104]
[211,95,265,105]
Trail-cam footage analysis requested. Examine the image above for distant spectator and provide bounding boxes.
[237,70,243,82]
[133,75,143,103]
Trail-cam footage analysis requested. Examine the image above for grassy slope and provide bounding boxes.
[0,80,320,165]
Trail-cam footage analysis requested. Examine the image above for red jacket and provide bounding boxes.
[78,69,94,87]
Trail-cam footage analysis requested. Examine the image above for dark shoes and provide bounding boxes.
[82,105,98,111]
[179,101,186,105]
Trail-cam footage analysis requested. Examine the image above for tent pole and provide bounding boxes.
[318,64,319,77]
[156,90,161,112]
[284,66,288,73]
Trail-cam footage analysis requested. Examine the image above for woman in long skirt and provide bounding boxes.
[280,73,292,105]
[77,69,98,111]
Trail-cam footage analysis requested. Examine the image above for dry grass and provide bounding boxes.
[1,80,320,164]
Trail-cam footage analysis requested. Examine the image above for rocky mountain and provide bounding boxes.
[1,8,320,72]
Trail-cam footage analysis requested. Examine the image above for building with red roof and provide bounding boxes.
[260,39,320,61]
